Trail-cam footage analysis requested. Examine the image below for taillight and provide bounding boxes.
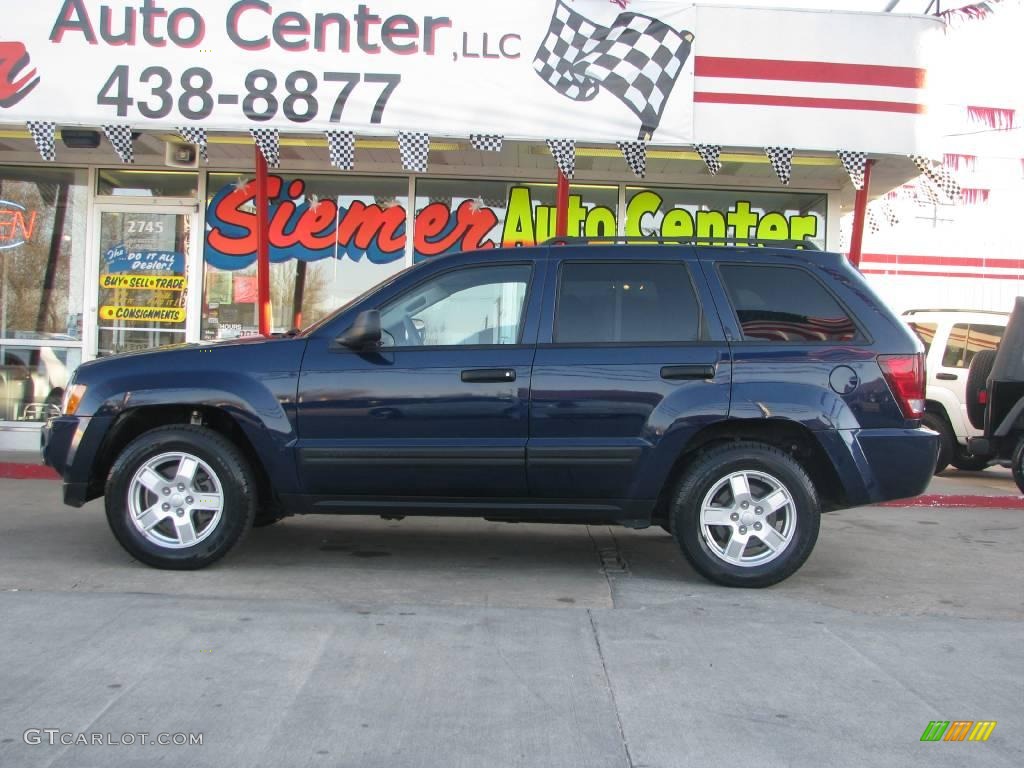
[978,389,988,405]
[878,353,926,420]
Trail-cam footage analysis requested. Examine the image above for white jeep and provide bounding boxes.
[903,309,1008,473]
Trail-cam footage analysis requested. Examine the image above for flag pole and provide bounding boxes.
[555,170,570,238]
[848,159,873,269]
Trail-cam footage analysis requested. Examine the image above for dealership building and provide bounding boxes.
[0,1,945,450]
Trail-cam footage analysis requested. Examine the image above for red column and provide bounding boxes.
[254,145,273,336]
[848,159,873,269]
[555,170,570,238]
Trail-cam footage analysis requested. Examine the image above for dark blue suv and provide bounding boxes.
[42,244,938,586]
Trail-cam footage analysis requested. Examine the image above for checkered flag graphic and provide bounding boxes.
[470,134,504,152]
[250,128,280,168]
[547,138,576,179]
[534,0,694,139]
[26,121,56,161]
[103,125,134,164]
[616,140,646,178]
[695,144,721,175]
[398,132,430,173]
[325,129,355,170]
[176,126,208,163]
[837,150,867,190]
[765,147,793,185]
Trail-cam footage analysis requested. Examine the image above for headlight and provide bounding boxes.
[62,384,87,415]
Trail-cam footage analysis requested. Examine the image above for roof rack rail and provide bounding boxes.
[540,236,821,251]
[902,308,1011,316]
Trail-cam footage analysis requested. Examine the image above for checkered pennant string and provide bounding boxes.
[695,144,721,175]
[546,138,576,179]
[867,209,880,234]
[765,147,793,185]
[916,178,941,206]
[616,140,646,178]
[176,126,208,163]
[881,202,899,227]
[26,121,56,161]
[470,134,503,152]
[533,0,694,139]
[908,155,960,201]
[324,129,355,170]
[398,131,430,173]
[250,128,280,168]
[836,150,868,190]
[103,125,135,164]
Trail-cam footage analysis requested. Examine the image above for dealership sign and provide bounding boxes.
[204,175,822,269]
[0,0,697,144]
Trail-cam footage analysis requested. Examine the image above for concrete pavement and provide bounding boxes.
[0,472,1021,768]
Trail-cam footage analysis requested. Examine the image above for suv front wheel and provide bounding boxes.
[670,442,820,588]
[105,425,257,570]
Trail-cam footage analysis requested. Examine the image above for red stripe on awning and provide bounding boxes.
[694,56,926,88]
[863,253,1024,269]
[694,91,925,114]
[861,269,1023,281]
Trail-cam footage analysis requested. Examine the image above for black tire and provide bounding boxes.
[670,442,820,588]
[922,411,953,474]
[105,425,256,570]
[950,443,990,472]
[1013,437,1024,495]
[967,349,997,430]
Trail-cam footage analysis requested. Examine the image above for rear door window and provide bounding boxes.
[718,264,859,342]
[555,262,703,343]
[941,323,1004,368]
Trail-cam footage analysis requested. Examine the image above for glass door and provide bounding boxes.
[92,206,194,357]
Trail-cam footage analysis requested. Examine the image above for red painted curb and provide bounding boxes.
[879,494,1024,509]
[0,463,59,480]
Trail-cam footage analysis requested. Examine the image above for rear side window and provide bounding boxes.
[719,264,859,342]
[908,322,937,354]
[941,323,1004,368]
[555,262,702,343]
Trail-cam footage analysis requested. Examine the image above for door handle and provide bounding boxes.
[461,368,516,383]
[661,364,716,381]
[936,372,959,381]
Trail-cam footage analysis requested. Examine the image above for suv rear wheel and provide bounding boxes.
[670,442,820,588]
[105,425,256,570]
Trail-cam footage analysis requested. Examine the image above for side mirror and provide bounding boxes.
[335,310,382,349]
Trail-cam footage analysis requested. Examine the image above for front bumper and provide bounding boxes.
[41,415,109,507]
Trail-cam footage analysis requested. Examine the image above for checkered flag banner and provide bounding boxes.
[26,121,56,162]
[867,208,880,234]
[616,140,646,178]
[836,150,868,190]
[909,155,960,201]
[546,138,576,179]
[103,125,134,164]
[695,144,721,175]
[325,129,355,170]
[176,126,208,163]
[470,134,503,152]
[533,0,694,139]
[250,128,280,168]
[398,132,430,173]
[765,147,793,185]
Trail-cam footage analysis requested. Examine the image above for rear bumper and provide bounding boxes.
[818,427,938,508]
[41,415,111,508]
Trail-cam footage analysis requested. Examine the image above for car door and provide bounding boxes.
[296,258,543,500]
[527,247,731,504]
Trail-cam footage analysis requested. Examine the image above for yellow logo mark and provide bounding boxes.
[968,721,997,742]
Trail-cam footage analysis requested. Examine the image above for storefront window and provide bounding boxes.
[202,173,409,337]
[624,187,826,248]
[0,166,87,422]
[98,170,198,198]
[412,179,618,257]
